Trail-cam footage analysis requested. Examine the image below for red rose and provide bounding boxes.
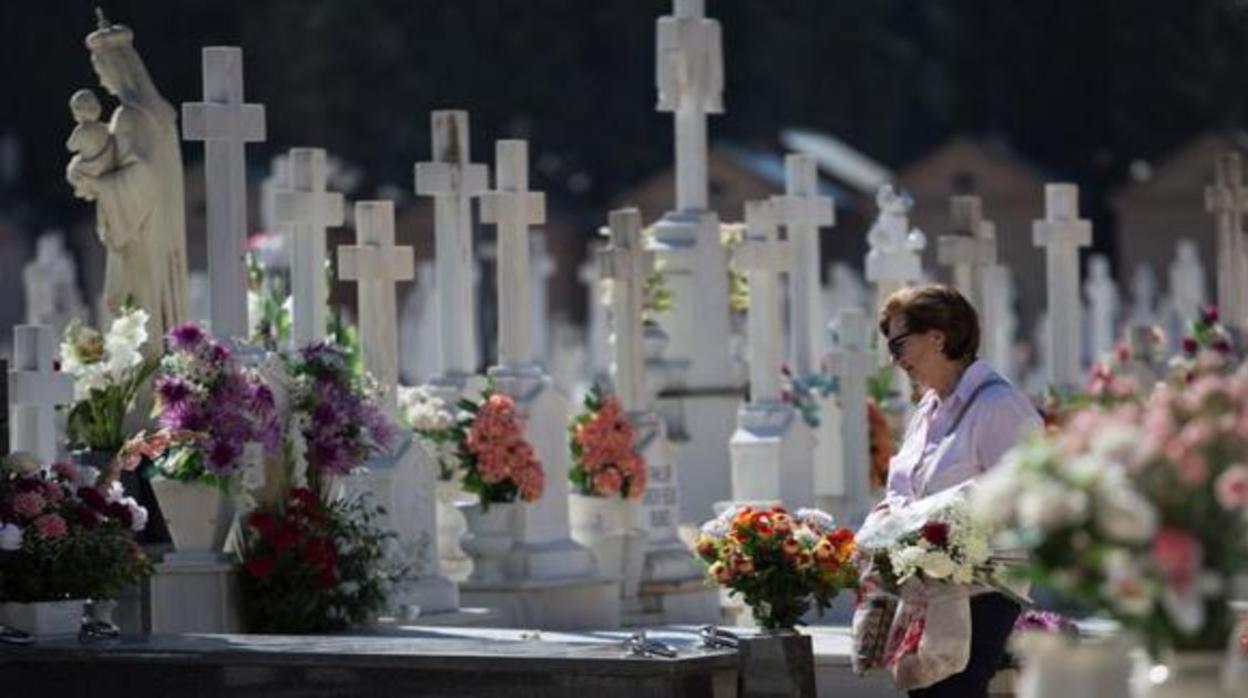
[245,555,275,578]
[246,511,278,539]
[77,486,107,511]
[921,521,950,549]
[272,522,300,551]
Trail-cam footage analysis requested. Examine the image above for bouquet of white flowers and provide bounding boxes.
[60,307,158,452]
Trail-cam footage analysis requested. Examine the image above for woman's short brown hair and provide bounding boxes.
[878,284,980,362]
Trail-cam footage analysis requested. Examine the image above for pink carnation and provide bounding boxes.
[42,480,65,503]
[593,468,623,497]
[1216,465,1248,510]
[518,467,544,502]
[10,491,46,519]
[33,513,68,540]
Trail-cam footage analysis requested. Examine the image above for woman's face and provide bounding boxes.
[885,314,946,387]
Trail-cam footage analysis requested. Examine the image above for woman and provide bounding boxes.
[870,284,1041,697]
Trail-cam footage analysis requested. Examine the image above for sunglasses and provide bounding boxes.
[887,331,917,359]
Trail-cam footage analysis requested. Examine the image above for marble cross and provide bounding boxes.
[181,47,265,341]
[578,256,610,382]
[1033,183,1092,390]
[1204,152,1248,330]
[656,0,723,211]
[274,148,344,349]
[937,195,997,313]
[824,308,873,524]
[415,111,489,381]
[338,201,414,415]
[734,200,791,403]
[480,140,545,370]
[598,208,656,413]
[1084,254,1119,362]
[8,325,74,465]
[771,154,834,376]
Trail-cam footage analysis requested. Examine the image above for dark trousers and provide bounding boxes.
[908,593,1021,698]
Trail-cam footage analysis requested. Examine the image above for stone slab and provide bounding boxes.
[460,576,622,630]
[0,629,739,698]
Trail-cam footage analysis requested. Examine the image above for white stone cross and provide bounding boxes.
[480,140,545,370]
[1205,152,1248,330]
[772,154,835,376]
[1033,183,1092,390]
[598,208,656,413]
[415,111,489,381]
[656,0,723,211]
[8,325,74,465]
[1084,254,1119,362]
[338,201,414,415]
[181,47,265,341]
[733,200,791,403]
[578,256,610,382]
[823,308,873,525]
[274,148,344,349]
[937,195,997,313]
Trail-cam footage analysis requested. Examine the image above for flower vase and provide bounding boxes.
[1011,632,1133,698]
[568,494,648,597]
[749,596,809,633]
[458,501,517,584]
[436,479,473,582]
[1144,652,1228,697]
[150,479,234,561]
[0,599,85,637]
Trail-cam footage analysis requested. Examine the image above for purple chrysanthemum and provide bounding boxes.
[168,322,207,351]
[155,375,194,407]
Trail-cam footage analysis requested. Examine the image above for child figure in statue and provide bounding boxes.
[65,89,116,201]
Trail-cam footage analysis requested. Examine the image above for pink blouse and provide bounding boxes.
[881,359,1041,507]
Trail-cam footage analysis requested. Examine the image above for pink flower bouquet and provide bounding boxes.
[567,388,647,499]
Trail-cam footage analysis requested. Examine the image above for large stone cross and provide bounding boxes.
[182,47,265,341]
[1033,183,1092,390]
[824,308,873,525]
[937,195,997,313]
[771,154,835,376]
[8,325,74,465]
[274,148,344,349]
[656,0,723,211]
[733,200,791,403]
[1205,152,1248,329]
[338,201,414,414]
[598,208,656,413]
[480,140,545,370]
[415,111,489,380]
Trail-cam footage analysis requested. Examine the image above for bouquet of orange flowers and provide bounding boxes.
[567,388,647,499]
[697,505,858,630]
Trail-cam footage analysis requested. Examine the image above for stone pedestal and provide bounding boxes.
[728,402,816,510]
[736,631,816,698]
[460,367,620,630]
[147,557,241,633]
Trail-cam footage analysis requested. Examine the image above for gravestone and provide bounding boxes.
[469,140,617,629]
[982,263,1018,381]
[650,0,740,524]
[864,184,926,364]
[1129,263,1159,328]
[772,154,835,375]
[823,261,868,318]
[530,232,557,367]
[414,109,489,397]
[274,147,344,349]
[727,200,814,510]
[599,208,717,625]
[398,262,439,386]
[8,325,74,466]
[181,46,265,341]
[818,309,873,528]
[22,232,88,340]
[579,256,611,387]
[1169,238,1207,338]
[1084,254,1119,363]
[937,195,997,316]
[1033,183,1092,392]
[1205,152,1248,330]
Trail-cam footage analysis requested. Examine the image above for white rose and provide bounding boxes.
[123,497,149,533]
[0,523,24,551]
[962,536,990,565]
[951,564,975,585]
[917,550,957,579]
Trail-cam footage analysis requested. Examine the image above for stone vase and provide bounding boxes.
[568,493,648,597]
[436,479,473,582]
[1144,652,1228,697]
[458,501,518,584]
[736,630,817,698]
[0,600,84,637]
[1012,632,1133,698]
[150,479,233,560]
